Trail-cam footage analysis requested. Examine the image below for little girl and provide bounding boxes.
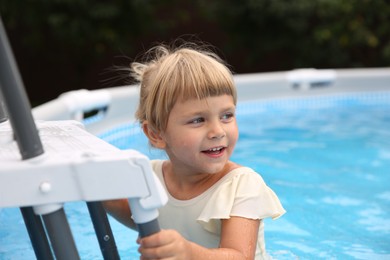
[104,43,285,259]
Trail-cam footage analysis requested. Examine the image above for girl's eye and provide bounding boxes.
[189,117,204,124]
[221,112,234,121]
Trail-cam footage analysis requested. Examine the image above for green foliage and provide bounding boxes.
[1,0,389,102]
[1,0,172,59]
[0,0,184,102]
[200,0,390,70]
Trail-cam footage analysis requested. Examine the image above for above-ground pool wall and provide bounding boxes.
[32,68,390,136]
[234,67,390,102]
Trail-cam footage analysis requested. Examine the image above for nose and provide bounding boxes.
[208,120,226,139]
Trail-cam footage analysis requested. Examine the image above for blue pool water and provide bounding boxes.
[1,91,389,259]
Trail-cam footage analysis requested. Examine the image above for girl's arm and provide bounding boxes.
[138,216,260,260]
[102,199,137,230]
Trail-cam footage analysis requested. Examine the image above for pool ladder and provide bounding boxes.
[0,16,167,260]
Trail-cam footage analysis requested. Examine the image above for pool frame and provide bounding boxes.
[32,68,390,136]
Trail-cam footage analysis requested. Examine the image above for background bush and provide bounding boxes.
[1,0,389,104]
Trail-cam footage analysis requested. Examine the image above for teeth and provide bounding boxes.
[210,147,222,151]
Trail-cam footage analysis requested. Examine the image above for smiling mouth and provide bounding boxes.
[202,146,226,155]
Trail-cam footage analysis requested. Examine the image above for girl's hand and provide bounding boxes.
[137,217,259,260]
[137,229,192,260]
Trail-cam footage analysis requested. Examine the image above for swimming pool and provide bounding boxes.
[100,91,390,259]
[1,68,390,259]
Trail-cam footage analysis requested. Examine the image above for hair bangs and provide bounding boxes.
[169,50,236,104]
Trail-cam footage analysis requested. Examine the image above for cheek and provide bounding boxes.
[230,133,239,150]
[178,137,196,149]
[165,133,193,150]
[229,124,239,142]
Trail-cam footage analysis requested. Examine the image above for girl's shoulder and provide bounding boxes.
[218,164,267,188]
[198,165,286,230]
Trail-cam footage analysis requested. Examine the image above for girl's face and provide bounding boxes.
[160,94,239,175]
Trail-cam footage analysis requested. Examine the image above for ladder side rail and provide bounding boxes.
[0,16,77,260]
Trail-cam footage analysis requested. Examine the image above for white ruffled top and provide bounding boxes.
[151,160,286,260]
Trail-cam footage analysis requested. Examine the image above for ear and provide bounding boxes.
[142,121,166,149]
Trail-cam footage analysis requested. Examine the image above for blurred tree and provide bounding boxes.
[200,0,390,71]
[1,0,177,103]
[1,0,389,104]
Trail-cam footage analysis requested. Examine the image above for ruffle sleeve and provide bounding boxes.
[197,168,285,234]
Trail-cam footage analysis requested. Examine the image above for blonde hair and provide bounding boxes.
[131,43,237,132]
